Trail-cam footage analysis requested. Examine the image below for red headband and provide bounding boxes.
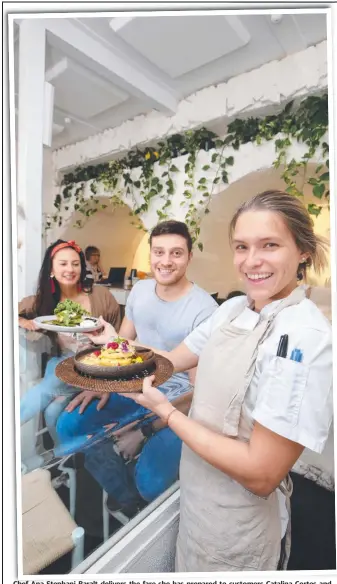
[51,240,82,258]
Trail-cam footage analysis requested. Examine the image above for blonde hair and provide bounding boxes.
[229,190,329,280]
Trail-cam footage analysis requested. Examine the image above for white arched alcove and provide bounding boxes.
[60,199,145,275]
[48,131,328,238]
[187,164,330,297]
[132,232,151,273]
[47,134,329,291]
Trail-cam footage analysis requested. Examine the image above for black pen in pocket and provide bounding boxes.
[276,334,288,358]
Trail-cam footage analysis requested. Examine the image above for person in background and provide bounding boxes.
[85,245,104,282]
[19,239,121,445]
[225,290,246,300]
[215,290,246,307]
[95,190,332,572]
[55,220,218,516]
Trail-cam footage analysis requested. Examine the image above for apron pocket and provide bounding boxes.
[258,356,309,427]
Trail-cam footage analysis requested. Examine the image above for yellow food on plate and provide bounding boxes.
[80,337,143,368]
[100,357,134,367]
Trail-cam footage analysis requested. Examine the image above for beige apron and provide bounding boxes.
[176,286,306,572]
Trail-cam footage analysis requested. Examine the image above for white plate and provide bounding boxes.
[33,316,102,333]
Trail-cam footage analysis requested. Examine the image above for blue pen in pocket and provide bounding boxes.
[290,348,303,362]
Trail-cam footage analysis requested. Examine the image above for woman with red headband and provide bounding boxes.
[19,239,121,445]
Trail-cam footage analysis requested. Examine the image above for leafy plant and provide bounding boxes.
[46,93,329,247]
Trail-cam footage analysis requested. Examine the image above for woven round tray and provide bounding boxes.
[55,353,174,393]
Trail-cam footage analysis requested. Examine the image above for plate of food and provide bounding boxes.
[74,337,156,379]
[33,299,101,333]
[55,337,174,393]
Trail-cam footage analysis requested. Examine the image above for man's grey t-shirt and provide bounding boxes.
[126,279,218,350]
[125,279,218,397]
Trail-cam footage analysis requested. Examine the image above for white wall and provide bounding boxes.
[52,41,327,172]
[47,136,329,297]
[46,41,329,295]
[52,162,330,297]
[187,165,331,297]
[61,201,145,275]
[42,147,54,253]
[132,232,151,273]
[47,133,327,243]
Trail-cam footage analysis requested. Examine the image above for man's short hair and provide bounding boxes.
[85,246,100,261]
[149,220,193,253]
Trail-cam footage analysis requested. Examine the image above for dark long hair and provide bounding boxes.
[33,239,90,317]
[85,245,100,261]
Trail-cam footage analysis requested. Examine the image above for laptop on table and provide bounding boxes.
[97,267,127,288]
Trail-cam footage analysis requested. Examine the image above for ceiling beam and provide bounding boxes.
[43,18,178,114]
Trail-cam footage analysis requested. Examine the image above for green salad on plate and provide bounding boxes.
[46,299,90,327]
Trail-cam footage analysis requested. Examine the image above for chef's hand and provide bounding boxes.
[85,317,117,345]
[117,429,145,460]
[65,390,110,414]
[120,375,173,421]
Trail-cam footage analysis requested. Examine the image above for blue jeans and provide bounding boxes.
[55,374,192,456]
[20,355,77,443]
[55,394,149,456]
[84,427,182,507]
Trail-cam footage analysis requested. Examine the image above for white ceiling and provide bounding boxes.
[14,13,327,150]
[109,15,251,78]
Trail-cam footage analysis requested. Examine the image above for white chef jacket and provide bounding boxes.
[185,288,332,452]
[184,287,333,537]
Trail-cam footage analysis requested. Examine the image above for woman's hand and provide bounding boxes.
[19,317,41,331]
[120,375,174,421]
[85,316,117,345]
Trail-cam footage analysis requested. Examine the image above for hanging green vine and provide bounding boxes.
[47,93,329,249]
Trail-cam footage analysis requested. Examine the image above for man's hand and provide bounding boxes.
[65,390,110,414]
[85,317,117,345]
[117,429,145,460]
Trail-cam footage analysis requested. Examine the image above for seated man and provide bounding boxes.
[56,220,218,514]
[85,381,194,517]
